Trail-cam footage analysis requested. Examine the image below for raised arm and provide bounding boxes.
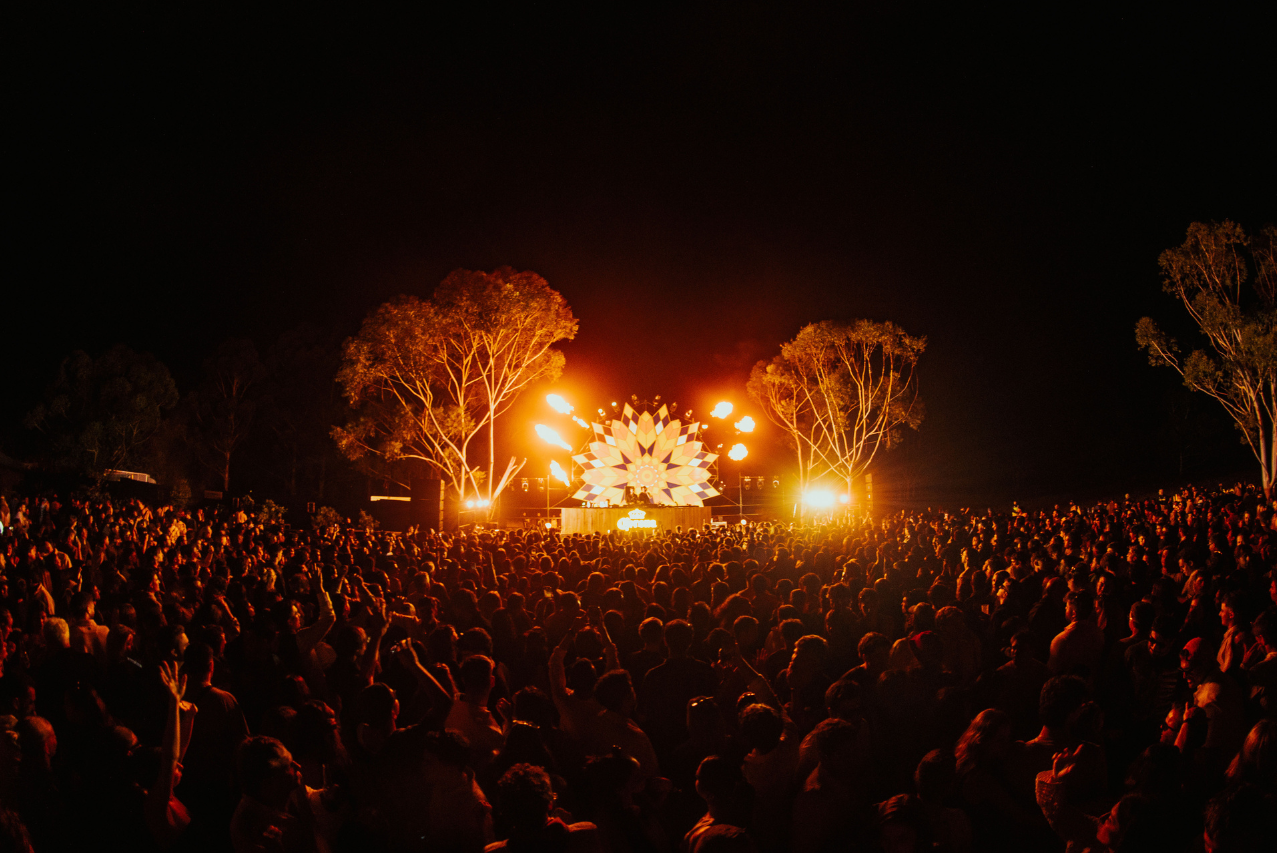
[358,598,391,687]
[549,617,586,700]
[148,661,195,848]
[294,565,336,655]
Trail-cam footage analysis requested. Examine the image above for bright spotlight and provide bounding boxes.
[544,522,553,529]
[535,424,573,451]
[546,394,573,414]
[478,499,490,507]
[734,416,755,433]
[550,460,570,485]
[711,401,733,419]
[802,490,836,508]
[465,500,475,509]
[728,443,748,461]
[571,416,589,428]
[839,493,850,504]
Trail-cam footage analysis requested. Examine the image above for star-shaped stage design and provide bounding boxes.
[572,404,721,506]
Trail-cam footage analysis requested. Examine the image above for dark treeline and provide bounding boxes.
[9,325,373,516]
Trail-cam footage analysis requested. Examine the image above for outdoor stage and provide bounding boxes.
[560,505,711,535]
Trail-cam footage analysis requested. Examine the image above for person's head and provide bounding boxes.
[664,619,694,656]
[1227,720,1277,789]
[496,763,555,833]
[824,678,863,720]
[565,658,597,697]
[1204,784,1273,853]
[512,686,558,729]
[1094,794,1158,852]
[1252,608,1277,654]
[330,624,367,659]
[638,617,664,649]
[695,755,749,816]
[1129,600,1155,637]
[1180,637,1217,688]
[42,618,70,650]
[732,615,759,649]
[789,634,827,674]
[1005,629,1036,664]
[739,703,783,755]
[594,669,636,717]
[458,655,495,699]
[70,591,95,622]
[1065,589,1095,622]
[183,641,216,686]
[236,736,302,808]
[914,749,955,803]
[1039,675,1088,732]
[858,632,891,672]
[1147,614,1179,660]
[16,716,56,769]
[355,682,398,734]
[955,708,1012,775]
[292,700,345,766]
[686,695,722,738]
[877,794,929,853]
[812,717,860,780]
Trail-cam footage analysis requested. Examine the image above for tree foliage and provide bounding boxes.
[188,339,264,493]
[1136,221,1277,494]
[25,345,179,475]
[262,325,344,500]
[748,319,925,497]
[333,267,577,508]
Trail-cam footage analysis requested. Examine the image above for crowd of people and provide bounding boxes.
[1,482,1276,852]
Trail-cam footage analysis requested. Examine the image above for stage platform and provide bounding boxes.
[560,505,711,535]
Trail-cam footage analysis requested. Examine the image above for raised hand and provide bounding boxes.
[369,597,390,636]
[1051,745,1083,781]
[159,660,187,705]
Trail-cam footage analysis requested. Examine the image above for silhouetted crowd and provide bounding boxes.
[1,484,1276,853]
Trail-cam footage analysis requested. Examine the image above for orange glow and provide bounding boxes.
[535,424,573,451]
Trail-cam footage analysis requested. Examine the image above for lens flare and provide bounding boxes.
[734,416,755,433]
[550,460,570,485]
[802,490,835,508]
[535,424,573,451]
[546,394,573,414]
[728,443,748,461]
[711,401,733,419]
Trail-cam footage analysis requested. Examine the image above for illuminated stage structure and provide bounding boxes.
[560,505,711,534]
[561,404,719,533]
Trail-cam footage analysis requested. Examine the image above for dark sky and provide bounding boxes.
[7,6,1276,507]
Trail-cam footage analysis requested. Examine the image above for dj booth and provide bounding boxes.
[560,505,711,535]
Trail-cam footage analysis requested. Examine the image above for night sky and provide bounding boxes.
[7,6,1276,508]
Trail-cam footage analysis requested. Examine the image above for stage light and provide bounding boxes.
[728,443,748,461]
[572,416,589,428]
[734,416,755,433]
[803,490,836,508]
[465,500,475,509]
[535,424,573,451]
[711,401,733,419]
[839,493,850,504]
[478,499,490,507]
[550,460,570,485]
[546,394,573,414]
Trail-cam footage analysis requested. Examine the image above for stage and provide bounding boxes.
[560,505,711,535]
